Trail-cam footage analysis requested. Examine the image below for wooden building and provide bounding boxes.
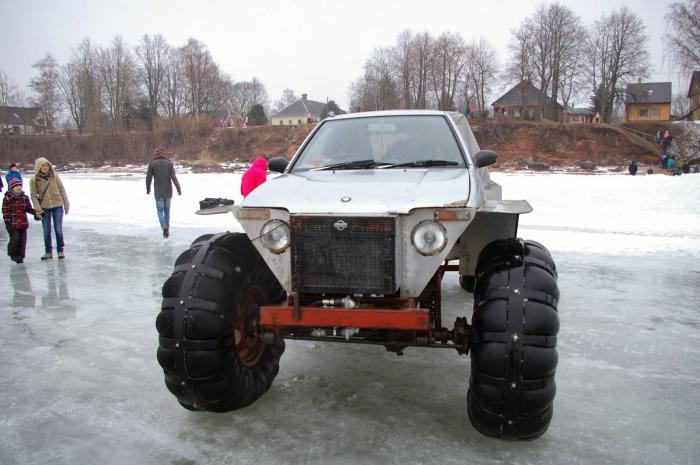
[624,82,672,122]
[688,71,700,121]
[491,81,565,122]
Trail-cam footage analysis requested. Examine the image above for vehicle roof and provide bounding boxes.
[329,110,458,120]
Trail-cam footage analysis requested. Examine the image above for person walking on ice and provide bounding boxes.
[3,178,37,264]
[146,146,181,238]
[30,157,69,261]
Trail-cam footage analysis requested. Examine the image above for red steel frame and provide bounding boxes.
[259,264,460,332]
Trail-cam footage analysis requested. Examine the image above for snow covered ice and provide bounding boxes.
[1,170,699,465]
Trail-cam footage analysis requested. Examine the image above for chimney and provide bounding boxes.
[302,93,308,102]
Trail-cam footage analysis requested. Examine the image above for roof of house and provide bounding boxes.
[272,96,326,119]
[688,71,700,98]
[0,106,41,126]
[492,81,564,109]
[625,82,672,105]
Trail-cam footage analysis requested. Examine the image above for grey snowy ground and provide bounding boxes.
[1,171,699,465]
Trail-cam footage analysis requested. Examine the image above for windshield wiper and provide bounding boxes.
[314,159,381,171]
[383,159,459,168]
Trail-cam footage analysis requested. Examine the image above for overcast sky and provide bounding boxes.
[0,0,683,111]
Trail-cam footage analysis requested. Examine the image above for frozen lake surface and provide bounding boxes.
[1,171,699,465]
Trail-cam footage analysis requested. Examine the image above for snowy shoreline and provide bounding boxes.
[54,170,700,259]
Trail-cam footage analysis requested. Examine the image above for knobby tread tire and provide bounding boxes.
[467,238,559,440]
[156,232,286,412]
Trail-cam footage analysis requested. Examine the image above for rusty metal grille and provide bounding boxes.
[291,216,395,294]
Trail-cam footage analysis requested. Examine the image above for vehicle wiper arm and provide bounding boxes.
[314,159,381,171]
[383,159,459,168]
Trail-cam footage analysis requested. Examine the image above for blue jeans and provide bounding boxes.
[155,198,171,229]
[42,206,65,254]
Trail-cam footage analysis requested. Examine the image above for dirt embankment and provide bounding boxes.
[473,119,662,170]
[0,118,668,172]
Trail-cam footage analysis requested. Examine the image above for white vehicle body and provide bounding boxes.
[234,110,531,298]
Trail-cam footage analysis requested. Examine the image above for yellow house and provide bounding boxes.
[624,82,671,122]
[688,71,700,121]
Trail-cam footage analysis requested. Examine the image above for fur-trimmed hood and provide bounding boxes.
[34,157,56,177]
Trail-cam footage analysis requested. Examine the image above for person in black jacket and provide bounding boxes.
[628,160,638,176]
[146,147,181,238]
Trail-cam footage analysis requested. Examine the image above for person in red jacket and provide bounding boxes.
[3,178,37,263]
[240,157,268,197]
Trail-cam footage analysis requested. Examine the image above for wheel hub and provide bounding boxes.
[235,286,267,367]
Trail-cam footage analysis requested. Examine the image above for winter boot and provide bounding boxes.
[163,227,169,238]
[58,252,65,259]
[41,253,53,261]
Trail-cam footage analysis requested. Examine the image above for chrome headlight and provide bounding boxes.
[260,219,290,253]
[412,221,447,256]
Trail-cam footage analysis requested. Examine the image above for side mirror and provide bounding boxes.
[473,150,497,168]
[268,157,289,173]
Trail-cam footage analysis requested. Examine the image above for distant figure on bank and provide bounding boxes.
[647,166,653,175]
[30,157,69,261]
[3,178,37,264]
[628,160,638,176]
[241,157,268,198]
[146,147,181,239]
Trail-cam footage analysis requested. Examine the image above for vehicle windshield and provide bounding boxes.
[291,115,466,172]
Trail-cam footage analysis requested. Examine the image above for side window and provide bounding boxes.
[638,108,649,118]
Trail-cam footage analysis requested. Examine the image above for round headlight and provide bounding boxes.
[260,220,290,253]
[412,221,447,256]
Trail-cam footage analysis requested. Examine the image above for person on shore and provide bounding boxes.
[3,178,37,264]
[647,166,654,175]
[240,157,268,198]
[6,163,22,187]
[146,146,181,239]
[628,160,638,176]
[30,157,70,261]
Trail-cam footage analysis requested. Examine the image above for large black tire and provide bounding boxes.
[467,238,559,440]
[156,232,286,412]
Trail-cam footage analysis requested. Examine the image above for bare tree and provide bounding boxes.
[429,32,466,110]
[98,35,136,133]
[230,78,269,117]
[393,30,416,109]
[587,7,650,122]
[504,22,535,114]
[547,4,584,104]
[663,0,700,73]
[135,33,169,131]
[29,54,61,133]
[180,38,220,122]
[59,39,101,134]
[466,38,499,116]
[161,47,185,119]
[411,32,433,109]
[672,92,691,117]
[272,88,298,114]
[349,47,400,111]
[0,70,26,106]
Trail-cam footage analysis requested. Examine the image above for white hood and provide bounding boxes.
[242,168,471,214]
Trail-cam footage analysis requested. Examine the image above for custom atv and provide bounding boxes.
[156,110,560,440]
